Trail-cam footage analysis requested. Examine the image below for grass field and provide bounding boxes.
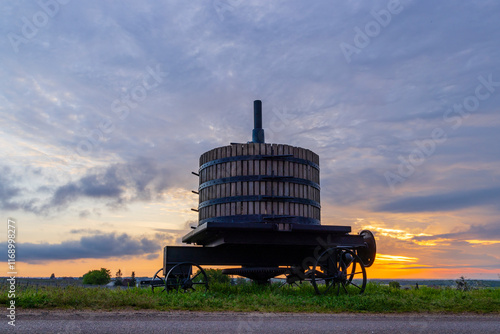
[1,281,499,313]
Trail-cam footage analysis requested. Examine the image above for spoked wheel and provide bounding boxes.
[311,248,366,295]
[150,268,166,293]
[165,262,209,292]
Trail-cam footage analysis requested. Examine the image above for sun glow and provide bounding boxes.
[412,238,452,246]
[362,225,431,241]
[376,254,419,263]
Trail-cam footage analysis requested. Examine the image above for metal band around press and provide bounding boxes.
[199,155,319,172]
[198,196,321,210]
[199,175,320,191]
[198,215,320,225]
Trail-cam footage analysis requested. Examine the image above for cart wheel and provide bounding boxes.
[165,262,209,292]
[150,268,166,293]
[311,248,366,295]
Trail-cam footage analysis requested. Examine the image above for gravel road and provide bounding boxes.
[2,310,499,333]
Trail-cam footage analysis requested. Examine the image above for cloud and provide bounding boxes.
[48,166,126,208]
[69,228,103,234]
[0,166,41,213]
[375,187,500,213]
[2,231,173,263]
[413,224,500,242]
[0,166,22,210]
[2,158,177,214]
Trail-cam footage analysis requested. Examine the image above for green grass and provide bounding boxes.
[1,282,499,313]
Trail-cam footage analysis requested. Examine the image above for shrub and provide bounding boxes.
[389,281,401,289]
[455,276,476,291]
[82,268,111,285]
[198,269,230,284]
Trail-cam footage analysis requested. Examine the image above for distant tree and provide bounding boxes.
[116,269,122,279]
[82,268,111,285]
[114,269,123,286]
[130,271,136,286]
[50,273,56,279]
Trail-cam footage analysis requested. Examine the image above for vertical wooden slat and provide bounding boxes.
[259,143,266,214]
[283,145,290,216]
[289,147,294,216]
[265,144,272,215]
[206,151,210,219]
[293,147,299,216]
[236,144,242,215]
[272,144,278,216]
[277,144,284,216]
[217,147,223,219]
[225,146,231,217]
[253,143,259,215]
[305,150,310,185]
[248,143,254,215]
[210,149,215,218]
[297,148,302,201]
[216,148,221,218]
[242,144,248,215]
[230,145,237,216]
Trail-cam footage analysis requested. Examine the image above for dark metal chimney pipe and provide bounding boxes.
[252,100,265,143]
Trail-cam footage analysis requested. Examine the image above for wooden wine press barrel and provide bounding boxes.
[197,142,320,225]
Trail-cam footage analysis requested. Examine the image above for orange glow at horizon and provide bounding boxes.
[12,258,499,281]
[9,221,500,280]
[12,252,165,279]
[357,224,500,279]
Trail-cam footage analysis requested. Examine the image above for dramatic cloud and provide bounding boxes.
[46,158,172,209]
[375,187,500,213]
[1,231,175,264]
[413,224,500,242]
[1,158,178,214]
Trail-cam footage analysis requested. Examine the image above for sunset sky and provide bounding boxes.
[1,0,500,280]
